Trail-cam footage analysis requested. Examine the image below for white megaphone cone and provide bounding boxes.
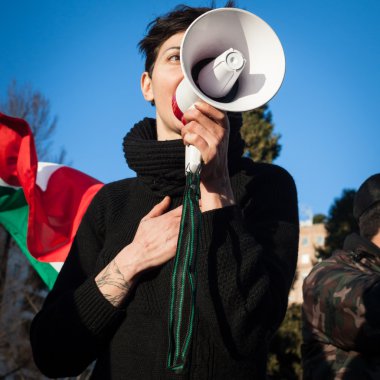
[174,48,246,173]
[172,8,286,173]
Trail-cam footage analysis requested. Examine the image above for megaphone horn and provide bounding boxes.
[172,8,286,173]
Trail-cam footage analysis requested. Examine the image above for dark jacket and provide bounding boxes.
[302,233,380,380]
[30,118,299,379]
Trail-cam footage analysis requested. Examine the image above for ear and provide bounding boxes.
[141,72,154,102]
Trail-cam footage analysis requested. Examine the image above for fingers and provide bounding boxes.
[193,101,226,124]
[182,105,225,139]
[181,102,229,162]
[143,196,171,220]
[182,131,209,156]
[169,205,183,217]
[143,199,182,223]
[133,205,181,269]
[184,102,228,137]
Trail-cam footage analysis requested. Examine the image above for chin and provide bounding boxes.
[172,116,184,133]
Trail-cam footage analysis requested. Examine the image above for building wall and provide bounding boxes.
[288,222,326,304]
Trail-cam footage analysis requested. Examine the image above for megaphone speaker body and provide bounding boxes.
[173,8,286,173]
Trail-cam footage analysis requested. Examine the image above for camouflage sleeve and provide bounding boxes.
[302,254,380,353]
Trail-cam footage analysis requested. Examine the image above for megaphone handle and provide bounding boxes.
[182,103,202,174]
[185,144,202,174]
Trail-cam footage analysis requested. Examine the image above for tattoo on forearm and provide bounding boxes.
[96,259,132,307]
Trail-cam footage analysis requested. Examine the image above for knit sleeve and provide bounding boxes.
[196,164,299,358]
[302,255,380,354]
[30,185,126,378]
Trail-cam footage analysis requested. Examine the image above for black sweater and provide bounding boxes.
[30,118,299,379]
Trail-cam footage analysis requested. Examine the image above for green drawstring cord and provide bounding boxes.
[167,167,201,373]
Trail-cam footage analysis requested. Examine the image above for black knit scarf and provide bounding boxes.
[122,115,245,189]
[123,118,186,197]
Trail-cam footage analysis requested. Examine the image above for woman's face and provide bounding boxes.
[141,32,185,140]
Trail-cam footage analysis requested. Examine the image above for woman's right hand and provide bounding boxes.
[95,196,182,306]
[124,195,182,271]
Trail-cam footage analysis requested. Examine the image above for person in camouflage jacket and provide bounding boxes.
[302,173,380,380]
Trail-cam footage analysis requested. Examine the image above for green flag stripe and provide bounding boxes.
[0,186,59,289]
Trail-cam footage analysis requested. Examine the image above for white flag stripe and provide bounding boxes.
[0,162,63,191]
[37,162,64,191]
[49,262,64,272]
[0,177,21,189]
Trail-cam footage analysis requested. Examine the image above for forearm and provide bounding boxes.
[200,176,235,212]
[95,246,139,307]
[95,231,179,307]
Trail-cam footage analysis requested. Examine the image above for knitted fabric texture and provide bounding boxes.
[30,117,299,379]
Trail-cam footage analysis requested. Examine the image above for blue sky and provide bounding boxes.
[1,0,379,218]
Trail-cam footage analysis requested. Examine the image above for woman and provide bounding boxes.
[30,4,299,379]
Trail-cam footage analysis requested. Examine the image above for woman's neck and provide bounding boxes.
[156,114,181,141]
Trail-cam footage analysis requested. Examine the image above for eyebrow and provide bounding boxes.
[163,46,181,53]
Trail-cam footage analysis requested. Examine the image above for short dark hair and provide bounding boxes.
[359,201,380,241]
[138,2,235,77]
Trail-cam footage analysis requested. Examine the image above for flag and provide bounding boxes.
[0,179,61,289]
[0,112,103,288]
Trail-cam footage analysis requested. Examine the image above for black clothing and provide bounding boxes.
[353,173,380,220]
[30,118,299,379]
[344,232,380,258]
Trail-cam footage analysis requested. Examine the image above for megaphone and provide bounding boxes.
[172,8,286,173]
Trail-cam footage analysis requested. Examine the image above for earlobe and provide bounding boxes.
[141,72,154,102]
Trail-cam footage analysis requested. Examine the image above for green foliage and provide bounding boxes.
[317,189,359,259]
[313,213,327,224]
[241,104,281,163]
[267,304,302,380]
